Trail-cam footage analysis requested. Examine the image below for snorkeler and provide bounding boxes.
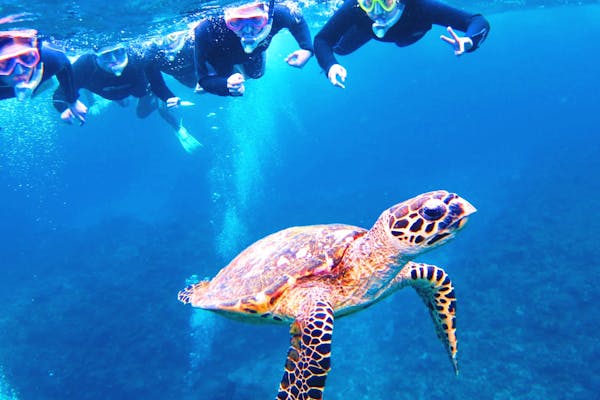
[53,43,201,153]
[314,0,490,88]
[0,29,87,121]
[194,0,313,96]
[148,28,198,89]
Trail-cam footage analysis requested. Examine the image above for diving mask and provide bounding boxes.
[361,0,404,39]
[0,29,40,75]
[358,0,398,13]
[0,47,40,75]
[225,2,272,54]
[164,31,187,53]
[96,44,129,77]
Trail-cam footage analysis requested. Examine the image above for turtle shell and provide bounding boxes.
[199,224,366,312]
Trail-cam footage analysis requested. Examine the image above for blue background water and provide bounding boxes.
[1,4,599,399]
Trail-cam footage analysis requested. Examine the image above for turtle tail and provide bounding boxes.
[178,280,210,306]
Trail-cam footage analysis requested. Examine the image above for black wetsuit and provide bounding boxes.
[194,4,313,96]
[0,42,77,102]
[148,33,197,89]
[53,50,175,112]
[314,0,490,73]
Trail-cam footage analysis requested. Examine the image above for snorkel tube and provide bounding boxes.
[371,4,402,39]
[358,0,404,39]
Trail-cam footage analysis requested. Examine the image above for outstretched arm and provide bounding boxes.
[313,0,358,87]
[193,20,231,96]
[49,49,90,124]
[144,64,181,107]
[279,5,314,68]
[44,44,80,110]
[424,0,490,54]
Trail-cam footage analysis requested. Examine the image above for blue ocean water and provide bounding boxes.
[1,3,599,400]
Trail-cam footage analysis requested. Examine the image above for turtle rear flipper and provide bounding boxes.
[400,262,459,374]
[277,287,334,400]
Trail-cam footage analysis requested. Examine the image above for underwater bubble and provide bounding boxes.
[188,309,218,369]
[185,275,200,286]
[216,205,248,261]
[0,364,20,400]
[0,90,65,228]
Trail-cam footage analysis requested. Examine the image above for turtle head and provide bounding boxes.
[382,190,476,256]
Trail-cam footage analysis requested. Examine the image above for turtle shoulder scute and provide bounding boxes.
[202,224,366,306]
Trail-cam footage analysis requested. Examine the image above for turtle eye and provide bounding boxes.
[421,200,446,221]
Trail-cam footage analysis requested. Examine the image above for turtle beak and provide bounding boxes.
[452,198,476,231]
[450,198,477,231]
[462,199,477,216]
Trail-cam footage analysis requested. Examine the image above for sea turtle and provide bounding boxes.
[178,190,476,399]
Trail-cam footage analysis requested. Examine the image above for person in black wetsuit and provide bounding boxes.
[194,0,313,97]
[148,28,197,89]
[54,43,201,153]
[0,29,87,121]
[314,0,490,88]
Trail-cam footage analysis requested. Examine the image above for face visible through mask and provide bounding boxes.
[96,44,129,77]
[0,29,45,100]
[225,2,273,54]
[358,0,404,38]
[0,30,40,85]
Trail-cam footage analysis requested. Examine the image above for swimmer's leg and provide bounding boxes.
[136,94,158,119]
[158,102,202,154]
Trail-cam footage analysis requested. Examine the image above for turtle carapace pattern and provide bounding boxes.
[178,190,476,399]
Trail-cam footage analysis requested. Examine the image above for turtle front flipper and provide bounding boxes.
[276,288,334,400]
[399,262,459,374]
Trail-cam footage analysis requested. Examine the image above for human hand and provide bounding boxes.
[285,49,312,68]
[61,100,88,125]
[327,64,347,89]
[440,26,473,56]
[227,73,245,96]
[167,96,181,108]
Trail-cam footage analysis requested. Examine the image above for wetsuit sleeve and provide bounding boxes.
[40,44,79,110]
[0,87,14,100]
[145,64,175,101]
[194,20,230,96]
[52,53,95,112]
[313,0,359,73]
[421,0,490,51]
[463,14,489,51]
[274,5,314,52]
